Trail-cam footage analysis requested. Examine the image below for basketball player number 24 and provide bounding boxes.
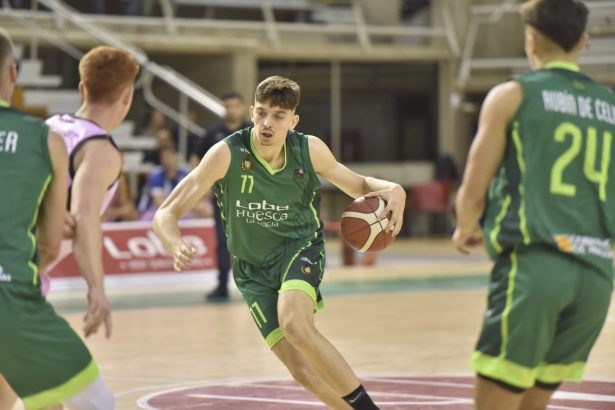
[550,122,613,202]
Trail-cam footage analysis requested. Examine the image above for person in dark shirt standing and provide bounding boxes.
[190,91,250,301]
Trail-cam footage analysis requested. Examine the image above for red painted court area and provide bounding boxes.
[139,376,615,409]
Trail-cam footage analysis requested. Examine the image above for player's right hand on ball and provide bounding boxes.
[173,241,197,271]
[84,285,112,339]
[365,184,406,237]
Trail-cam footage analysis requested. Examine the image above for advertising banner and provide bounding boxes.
[48,219,217,277]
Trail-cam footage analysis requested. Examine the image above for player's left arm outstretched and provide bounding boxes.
[308,136,406,236]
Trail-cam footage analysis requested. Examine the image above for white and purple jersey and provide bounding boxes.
[46,114,120,214]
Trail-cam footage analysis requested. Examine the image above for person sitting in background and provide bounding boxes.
[103,173,138,222]
[142,109,167,138]
[138,144,189,220]
[142,127,174,165]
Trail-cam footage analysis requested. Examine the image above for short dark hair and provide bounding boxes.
[520,0,588,52]
[0,29,14,84]
[222,91,243,102]
[255,76,301,111]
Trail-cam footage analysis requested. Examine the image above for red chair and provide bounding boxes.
[409,180,453,235]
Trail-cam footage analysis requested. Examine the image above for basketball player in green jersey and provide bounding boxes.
[0,30,118,409]
[153,76,406,409]
[453,1,614,409]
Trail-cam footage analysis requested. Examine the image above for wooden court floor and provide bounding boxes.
[12,240,615,409]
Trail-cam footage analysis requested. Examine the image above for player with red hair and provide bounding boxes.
[0,44,139,409]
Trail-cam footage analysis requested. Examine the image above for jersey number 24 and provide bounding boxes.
[550,122,613,202]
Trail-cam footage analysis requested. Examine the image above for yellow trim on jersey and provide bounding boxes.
[22,360,99,410]
[500,251,518,360]
[472,352,587,389]
[0,99,9,107]
[545,61,580,72]
[512,122,530,245]
[309,189,321,237]
[472,351,535,389]
[250,128,287,175]
[28,174,52,285]
[536,361,586,384]
[216,186,226,221]
[265,328,285,349]
[490,195,512,254]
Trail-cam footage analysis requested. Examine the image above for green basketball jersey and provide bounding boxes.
[213,127,323,267]
[484,63,615,280]
[0,105,52,287]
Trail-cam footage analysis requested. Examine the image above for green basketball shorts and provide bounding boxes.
[0,283,99,409]
[472,245,612,389]
[233,237,326,349]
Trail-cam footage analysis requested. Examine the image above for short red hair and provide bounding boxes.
[79,46,140,104]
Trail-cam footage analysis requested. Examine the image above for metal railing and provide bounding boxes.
[158,0,459,54]
[2,0,226,161]
[1,0,461,166]
[457,0,615,88]
[1,0,460,56]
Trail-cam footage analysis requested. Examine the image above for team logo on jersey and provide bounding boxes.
[300,256,315,265]
[241,154,253,171]
[235,199,290,228]
[294,168,304,180]
[554,235,574,253]
[300,256,316,275]
[553,234,612,259]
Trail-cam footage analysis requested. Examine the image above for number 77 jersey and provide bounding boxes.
[213,127,323,268]
[484,65,615,281]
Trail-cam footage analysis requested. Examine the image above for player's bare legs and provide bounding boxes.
[0,376,17,410]
[518,386,556,410]
[277,291,362,396]
[273,339,351,409]
[474,377,522,410]
[0,375,62,410]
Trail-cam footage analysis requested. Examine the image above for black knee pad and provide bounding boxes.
[535,380,561,391]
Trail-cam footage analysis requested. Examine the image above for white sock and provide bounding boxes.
[64,376,115,410]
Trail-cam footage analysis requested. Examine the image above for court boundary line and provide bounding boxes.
[135,374,615,410]
[238,382,475,401]
[364,377,473,388]
[188,393,471,406]
[552,391,615,403]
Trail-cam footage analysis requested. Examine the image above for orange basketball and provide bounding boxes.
[340,197,394,252]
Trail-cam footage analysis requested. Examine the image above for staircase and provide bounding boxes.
[12,44,138,143]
